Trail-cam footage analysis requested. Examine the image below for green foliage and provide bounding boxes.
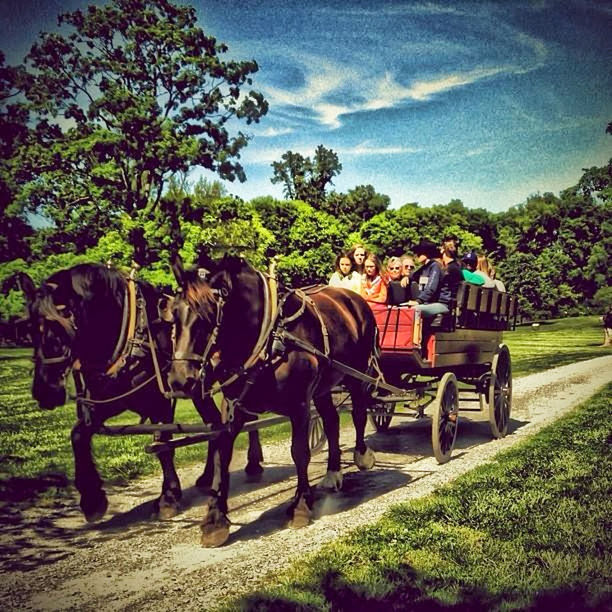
[7,0,267,252]
[271,145,342,207]
[592,286,612,311]
[275,201,344,286]
[322,185,390,234]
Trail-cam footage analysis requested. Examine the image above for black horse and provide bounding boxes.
[17,263,263,522]
[169,254,379,547]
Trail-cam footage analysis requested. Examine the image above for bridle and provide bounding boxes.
[172,285,227,369]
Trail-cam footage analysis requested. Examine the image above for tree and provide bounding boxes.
[13,0,268,251]
[322,185,390,233]
[0,54,33,261]
[271,145,341,207]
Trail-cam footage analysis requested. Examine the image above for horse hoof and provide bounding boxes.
[244,462,264,482]
[288,497,312,529]
[320,470,343,491]
[354,447,376,471]
[83,494,108,523]
[158,503,180,520]
[200,522,230,547]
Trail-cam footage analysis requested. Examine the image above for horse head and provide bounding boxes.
[19,271,77,409]
[167,253,226,396]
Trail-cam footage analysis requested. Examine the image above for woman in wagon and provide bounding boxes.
[360,253,388,303]
[406,239,448,317]
[348,243,368,277]
[475,254,506,292]
[386,256,410,305]
[328,252,361,293]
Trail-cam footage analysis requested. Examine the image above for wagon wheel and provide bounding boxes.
[308,413,327,455]
[488,344,512,439]
[371,401,395,432]
[431,372,459,464]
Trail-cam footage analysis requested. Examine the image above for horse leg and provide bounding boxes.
[287,400,314,528]
[192,396,223,490]
[150,397,182,520]
[71,418,108,522]
[314,392,343,491]
[199,406,246,548]
[244,429,264,481]
[346,380,376,470]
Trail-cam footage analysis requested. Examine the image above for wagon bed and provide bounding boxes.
[367,282,517,462]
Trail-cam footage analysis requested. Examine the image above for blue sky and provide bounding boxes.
[2,0,611,212]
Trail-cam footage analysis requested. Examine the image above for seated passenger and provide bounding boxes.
[385,256,410,305]
[459,250,486,286]
[400,254,416,288]
[360,253,388,303]
[476,254,506,292]
[407,239,447,318]
[329,252,361,293]
[348,243,368,278]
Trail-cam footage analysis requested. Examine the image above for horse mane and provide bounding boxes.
[35,291,76,338]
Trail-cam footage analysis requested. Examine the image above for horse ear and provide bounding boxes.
[170,252,185,286]
[157,295,174,322]
[196,250,216,271]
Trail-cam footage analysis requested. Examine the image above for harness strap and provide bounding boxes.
[293,289,330,356]
[106,277,137,376]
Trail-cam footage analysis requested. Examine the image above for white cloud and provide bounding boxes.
[337,142,419,156]
[256,127,294,137]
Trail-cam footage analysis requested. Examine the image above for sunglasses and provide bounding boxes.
[403,265,414,270]
[389,266,400,270]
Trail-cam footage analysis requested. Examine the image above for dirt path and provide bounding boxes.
[1,355,611,611]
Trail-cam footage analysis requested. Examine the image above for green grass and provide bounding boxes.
[505,315,608,377]
[0,316,609,503]
[228,384,612,611]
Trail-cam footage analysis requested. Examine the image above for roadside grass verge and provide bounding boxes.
[229,383,612,611]
[0,316,609,502]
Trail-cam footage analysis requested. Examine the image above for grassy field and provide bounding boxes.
[228,383,612,611]
[0,316,609,502]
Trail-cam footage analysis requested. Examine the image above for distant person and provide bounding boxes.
[603,309,612,347]
[328,253,361,293]
[348,244,368,277]
[360,253,387,303]
[461,251,487,286]
[386,256,410,305]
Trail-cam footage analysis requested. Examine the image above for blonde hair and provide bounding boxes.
[476,254,493,277]
[386,256,401,270]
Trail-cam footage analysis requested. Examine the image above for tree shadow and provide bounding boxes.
[238,565,610,611]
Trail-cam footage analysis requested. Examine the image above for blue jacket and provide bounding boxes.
[412,259,443,304]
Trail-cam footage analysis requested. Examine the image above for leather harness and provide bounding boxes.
[174,268,331,423]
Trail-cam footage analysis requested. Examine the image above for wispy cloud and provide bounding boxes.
[244,141,418,165]
[255,127,294,137]
[337,142,419,156]
[263,61,512,129]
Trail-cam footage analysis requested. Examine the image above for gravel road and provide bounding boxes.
[1,355,611,611]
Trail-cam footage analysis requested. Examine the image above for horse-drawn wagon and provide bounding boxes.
[19,257,516,547]
[366,282,517,463]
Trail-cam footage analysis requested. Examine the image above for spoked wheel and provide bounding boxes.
[431,372,459,464]
[488,344,512,438]
[371,402,395,432]
[308,413,327,455]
